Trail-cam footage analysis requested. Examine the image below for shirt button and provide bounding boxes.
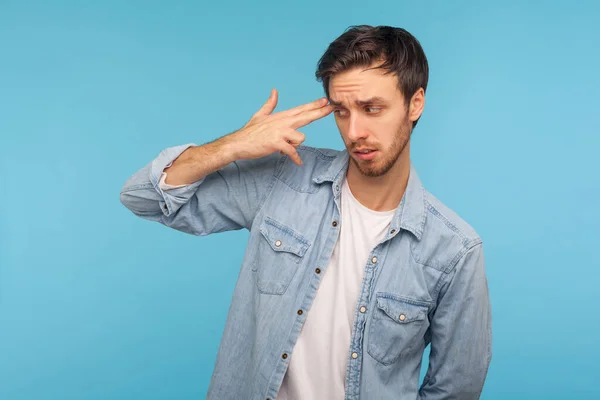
[360,306,366,313]
[371,256,377,263]
[399,314,406,321]
[315,268,321,274]
[297,309,303,315]
[332,220,338,227]
[275,240,282,247]
[390,229,396,234]
[282,353,288,359]
[351,352,358,359]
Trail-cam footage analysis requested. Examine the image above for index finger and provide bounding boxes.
[290,104,335,129]
[280,97,330,117]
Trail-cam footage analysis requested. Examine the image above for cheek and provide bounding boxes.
[376,117,404,145]
[334,118,350,140]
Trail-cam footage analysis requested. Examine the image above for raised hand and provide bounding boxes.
[228,88,334,165]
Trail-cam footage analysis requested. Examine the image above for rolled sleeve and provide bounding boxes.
[120,142,282,236]
[149,143,204,217]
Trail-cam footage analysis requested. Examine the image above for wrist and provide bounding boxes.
[217,132,244,163]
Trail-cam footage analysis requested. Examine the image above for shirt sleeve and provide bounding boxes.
[120,143,282,235]
[418,242,492,400]
[158,161,187,191]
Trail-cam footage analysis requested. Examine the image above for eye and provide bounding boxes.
[334,108,349,117]
[365,106,382,114]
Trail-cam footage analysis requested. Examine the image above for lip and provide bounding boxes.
[353,149,378,161]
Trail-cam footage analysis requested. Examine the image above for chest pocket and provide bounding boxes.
[251,217,310,295]
[367,293,431,365]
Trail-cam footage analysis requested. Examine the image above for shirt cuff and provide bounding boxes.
[150,143,203,216]
[158,162,187,191]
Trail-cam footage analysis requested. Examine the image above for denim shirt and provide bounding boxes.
[120,144,492,400]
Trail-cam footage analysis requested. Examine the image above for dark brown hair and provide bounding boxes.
[315,25,429,128]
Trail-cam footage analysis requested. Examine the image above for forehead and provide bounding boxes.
[329,66,400,102]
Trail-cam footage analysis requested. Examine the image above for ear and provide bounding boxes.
[408,88,425,123]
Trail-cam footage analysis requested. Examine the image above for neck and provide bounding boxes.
[345,146,411,212]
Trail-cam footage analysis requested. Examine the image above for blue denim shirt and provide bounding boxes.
[120,144,492,400]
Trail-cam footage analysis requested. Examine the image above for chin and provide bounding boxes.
[359,167,388,177]
[353,160,388,177]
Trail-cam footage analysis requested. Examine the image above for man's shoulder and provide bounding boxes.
[273,145,344,192]
[415,187,482,272]
[423,190,481,244]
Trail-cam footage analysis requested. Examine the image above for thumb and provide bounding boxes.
[255,88,278,116]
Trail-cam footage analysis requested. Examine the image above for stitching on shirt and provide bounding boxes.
[307,146,338,159]
[120,182,154,192]
[290,144,338,157]
[426,202,469,243]
[409,200,482,273]
[274,175,319,193]
[417,186,427,234]
[432,241,483,298]
[273,147,336,193]
[262,216,311,246]
[376,292,435,308]
[251,156,285,229]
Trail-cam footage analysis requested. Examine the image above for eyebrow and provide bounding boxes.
[329,96,388,107]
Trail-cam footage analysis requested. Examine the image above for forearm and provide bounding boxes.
[120,138,283,235]
[120,90,331,234]
[163,135,240,186]
[120,143,201,219]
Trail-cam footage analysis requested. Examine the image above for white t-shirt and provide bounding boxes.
[277,176,395,400]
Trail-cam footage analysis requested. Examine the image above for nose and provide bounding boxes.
[346,115,368,143]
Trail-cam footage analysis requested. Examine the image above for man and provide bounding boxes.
[120,25,492,400]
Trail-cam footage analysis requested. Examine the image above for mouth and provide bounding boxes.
[353,148,378,161]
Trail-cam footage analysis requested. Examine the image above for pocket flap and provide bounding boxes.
[375,295,428,323]
[259,217,310,257]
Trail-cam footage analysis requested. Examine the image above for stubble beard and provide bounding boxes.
[351,119,412,178]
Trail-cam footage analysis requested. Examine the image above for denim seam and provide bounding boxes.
[250,156,285,230]
[426,202,467,241]
[376,292,435,308]
[432,241,483,299]
[274,175,319,193]
[297,144,338,159]
[274,147,340,193]
[263,216,311,246]
[120,182,154,192]
[150,176,174,217]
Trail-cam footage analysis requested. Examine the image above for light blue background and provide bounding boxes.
[1,1,599,399]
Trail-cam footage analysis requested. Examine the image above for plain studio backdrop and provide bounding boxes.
[1,1,598,399]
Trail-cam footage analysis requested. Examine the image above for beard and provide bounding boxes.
[349,117,412,177]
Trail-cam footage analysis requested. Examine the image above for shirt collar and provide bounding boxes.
[312,149,426,240]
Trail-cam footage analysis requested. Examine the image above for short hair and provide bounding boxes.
[315,25,429,127]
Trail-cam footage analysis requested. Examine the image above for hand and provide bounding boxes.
[227,89,334,165]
